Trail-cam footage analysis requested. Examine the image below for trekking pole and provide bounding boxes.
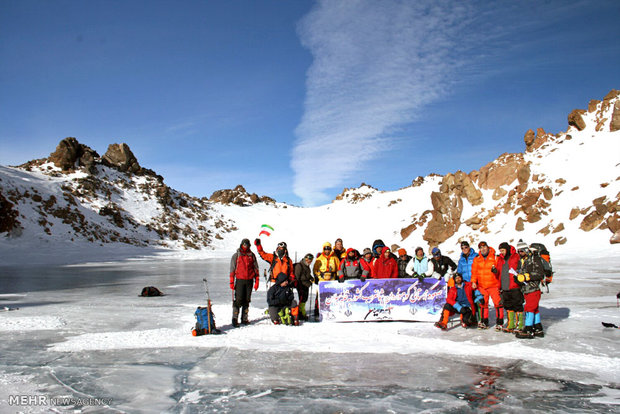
[309,284,313,321]
[202,278,212,334]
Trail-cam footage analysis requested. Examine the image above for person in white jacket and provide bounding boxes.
[406,247,429,280]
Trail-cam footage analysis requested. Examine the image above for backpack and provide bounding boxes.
[140,286,164,297]
[530,243,553,283]
[193,305,218,336]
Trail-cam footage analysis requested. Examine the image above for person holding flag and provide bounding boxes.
[255,238,295,285]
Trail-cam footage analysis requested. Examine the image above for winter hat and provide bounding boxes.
[241,238,250,248]
[277,241,287,249]
[398,248,407,256]
[431,247,441,256]
[362,248,372,256]
[498,242,510,252]
[460,241,470,248]
[516,239,528,251]
[304,253,314,261]
[322,242,332,249]
[478,241,488,248]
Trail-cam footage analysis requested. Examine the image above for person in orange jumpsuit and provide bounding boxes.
[471,241,503,330]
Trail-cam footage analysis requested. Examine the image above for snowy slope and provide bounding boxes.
[1,91,619,265]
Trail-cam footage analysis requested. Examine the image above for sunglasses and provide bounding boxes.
[324,247,332,251]
[461,246,469,250]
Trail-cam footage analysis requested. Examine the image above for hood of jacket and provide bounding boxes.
[275,272,289,285]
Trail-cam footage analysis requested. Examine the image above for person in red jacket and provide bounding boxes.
[372,246,398,279]
[360,248,374,279]
[229,238,259,327]
[496,242,524,333]
[435,273,483,330]
[471,241,503,329]
[254,238,295,285]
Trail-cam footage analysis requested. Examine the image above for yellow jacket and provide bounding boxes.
[313,253,340,282]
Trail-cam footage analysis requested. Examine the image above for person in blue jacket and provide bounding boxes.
[457,241,478,282]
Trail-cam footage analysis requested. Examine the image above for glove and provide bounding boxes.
[338,277,344,283]
[453,303,462,313]
[420,273,427,278]
[360,276,366,282]
[254,238,261,246]
[417,275,424,282]
[230,281,235,290]
[478,297,486,306]
[491,266,498,275]
[254,278,259,291]
[412,272,419,278]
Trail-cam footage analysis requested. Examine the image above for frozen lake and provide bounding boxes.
[1,258,619,413]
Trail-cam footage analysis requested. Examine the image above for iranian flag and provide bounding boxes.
[258,224,274,237]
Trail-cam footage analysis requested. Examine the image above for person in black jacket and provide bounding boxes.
[397,248,412,278]
[294,254,314,321]
[267,272,299,325]
[429,247,457,281]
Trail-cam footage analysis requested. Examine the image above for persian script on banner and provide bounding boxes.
[317,278,446,322]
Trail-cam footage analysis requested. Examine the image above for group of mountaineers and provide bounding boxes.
[228,236,553,339]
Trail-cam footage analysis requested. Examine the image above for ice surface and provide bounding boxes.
[1,257,619,413]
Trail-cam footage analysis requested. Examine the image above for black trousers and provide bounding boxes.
[297,285,310,303]
[233,279,253,308]
[501,288,524,312]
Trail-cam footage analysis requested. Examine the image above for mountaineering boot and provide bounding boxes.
[241,306,250,325]
[478,318,489,330]
[515,312,525,333]
[533,323,545,338]
[277,309,287,325]
[516,325,534,339]
[503,311,516,333]
[232,306,240,328]
[299,302,307,321]
[434,309,450,330]
[495,318,504,332]
[291,306,300,326]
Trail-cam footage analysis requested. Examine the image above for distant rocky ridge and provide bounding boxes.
[209,185,275,206]
[1,137,275,249]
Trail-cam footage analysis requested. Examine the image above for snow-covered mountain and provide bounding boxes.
[1,90,619,264]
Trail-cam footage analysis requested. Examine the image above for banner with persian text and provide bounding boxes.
[317,278,446,322]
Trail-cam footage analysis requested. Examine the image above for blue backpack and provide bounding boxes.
[193,305,218,336]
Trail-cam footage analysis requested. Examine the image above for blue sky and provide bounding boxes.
[1,0,619,206]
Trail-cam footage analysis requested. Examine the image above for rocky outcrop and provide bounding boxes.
[568,109,587,131]
[524,128,554,152]
[478,153,525,190]
[334,183,378,203]
[440,171,483,205]
[611,100,620,132]
[48,137,100,174]
[102,143,141,174]
[0,191,21,235]
[209,185,275,206]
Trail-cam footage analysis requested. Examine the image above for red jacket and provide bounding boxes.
[372,247,398,279]
[230,247,259,280]
[360,257,373,279]
[496,245,520,290]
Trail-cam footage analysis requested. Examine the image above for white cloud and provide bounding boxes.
[292,0,474,206]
